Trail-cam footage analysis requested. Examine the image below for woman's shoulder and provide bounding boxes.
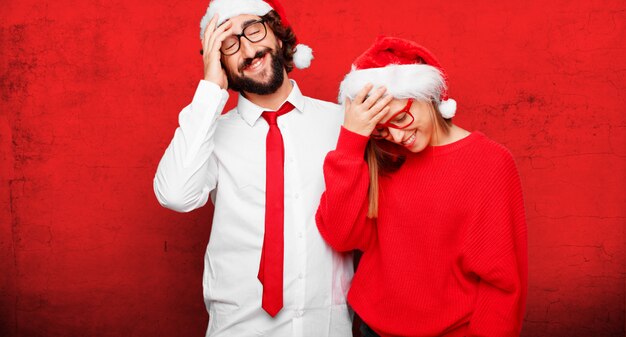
[467,132,519,171]
[469,132,514,157]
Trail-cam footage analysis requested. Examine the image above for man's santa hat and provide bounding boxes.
[339,36,457,118]
[199,0,313,69]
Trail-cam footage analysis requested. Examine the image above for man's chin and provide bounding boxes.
[241,69,271,84]
[228,47,285,94]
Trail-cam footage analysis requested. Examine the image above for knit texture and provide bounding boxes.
[316,128,528,337]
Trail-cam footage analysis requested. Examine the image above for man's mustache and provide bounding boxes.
[238,48,272,73]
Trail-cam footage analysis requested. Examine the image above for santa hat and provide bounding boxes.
[199,0,313,69]
[338,36,456,118]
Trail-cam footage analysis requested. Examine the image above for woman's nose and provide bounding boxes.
[388,128,404,143]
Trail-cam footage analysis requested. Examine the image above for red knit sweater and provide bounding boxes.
[316,128,527,337]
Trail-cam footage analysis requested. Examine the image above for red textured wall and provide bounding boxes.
[1,1,624,336]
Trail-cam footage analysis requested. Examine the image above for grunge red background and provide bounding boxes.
[1,1,624,336]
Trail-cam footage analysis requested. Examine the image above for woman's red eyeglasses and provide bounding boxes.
[371,99,414,139]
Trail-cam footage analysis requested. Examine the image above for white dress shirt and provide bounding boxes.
[154,80,354,337]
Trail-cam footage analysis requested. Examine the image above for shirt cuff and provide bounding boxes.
[193,80,229,112]
[335,126,370,158]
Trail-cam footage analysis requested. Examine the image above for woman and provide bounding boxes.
[316,36,527,337]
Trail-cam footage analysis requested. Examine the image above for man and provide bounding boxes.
[153,0,353,336]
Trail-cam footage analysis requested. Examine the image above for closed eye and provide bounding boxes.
[392,113,408,123]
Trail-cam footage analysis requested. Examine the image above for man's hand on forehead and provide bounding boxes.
[216,18,231,29]
[201,13,232,89]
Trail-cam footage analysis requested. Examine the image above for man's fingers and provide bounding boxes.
[208,20,232,55]
[203,14,218,52]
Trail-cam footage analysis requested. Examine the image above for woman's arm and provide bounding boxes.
[463,151,528,336]
[316,127,377,252]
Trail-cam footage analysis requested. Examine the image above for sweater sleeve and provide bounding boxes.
[463,151,528,337]
[315,127,377,252]
[153,80,229,212]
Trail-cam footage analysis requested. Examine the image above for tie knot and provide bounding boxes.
[262,102,295,125]
[263,111,278,125]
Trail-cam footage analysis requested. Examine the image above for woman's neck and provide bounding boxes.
[432,124,471,146]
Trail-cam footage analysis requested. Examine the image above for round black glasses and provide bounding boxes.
[220,19,267,56]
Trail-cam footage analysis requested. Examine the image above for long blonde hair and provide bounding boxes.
[366,100,451,218]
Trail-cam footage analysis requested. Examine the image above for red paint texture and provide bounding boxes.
[1,1,624,336]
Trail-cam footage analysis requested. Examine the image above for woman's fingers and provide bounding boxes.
[369,94,393,115]
[353,83,373,104]
[373,106,391,124]
[345,85,395,136]
[362,86,386,110]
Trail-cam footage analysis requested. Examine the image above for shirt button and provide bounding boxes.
[294,193,300,199]
[295,309,303,317]
[298,232,303,238]
[298,273,304,279]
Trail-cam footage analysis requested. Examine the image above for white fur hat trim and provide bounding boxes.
[339,64,447,105]
[200,0,272,39]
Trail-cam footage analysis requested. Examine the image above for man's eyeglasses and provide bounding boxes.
[220,19,267,56]
[371,99,415,139]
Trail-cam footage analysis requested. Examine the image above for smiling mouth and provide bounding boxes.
[239,49,270,73]
[401,132,416,147]
[244,55,265,72]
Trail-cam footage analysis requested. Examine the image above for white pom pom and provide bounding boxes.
[438,98,457,119]
[293,44,313,69]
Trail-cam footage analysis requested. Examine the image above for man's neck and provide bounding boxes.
[242,72,293,111]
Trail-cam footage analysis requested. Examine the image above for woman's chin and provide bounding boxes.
[403,133,429,153]
[406,141,428,153]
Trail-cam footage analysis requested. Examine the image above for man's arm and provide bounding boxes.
[153,81,228,212]
[153,14,234,212]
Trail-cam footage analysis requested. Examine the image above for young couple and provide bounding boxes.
[154,0,527,336]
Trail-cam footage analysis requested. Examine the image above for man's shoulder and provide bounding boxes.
[302,95,343,114]
[216,107,239,121]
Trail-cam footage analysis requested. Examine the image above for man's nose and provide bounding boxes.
[239,38,257,59]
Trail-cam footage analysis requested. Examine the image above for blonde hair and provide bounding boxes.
[366,100,451,218]
[366,141,381,218]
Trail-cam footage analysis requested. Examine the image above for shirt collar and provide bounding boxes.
[237,80,305,127]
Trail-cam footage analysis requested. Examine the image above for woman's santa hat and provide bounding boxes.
[199,0,313,69]
[339,36,457,118]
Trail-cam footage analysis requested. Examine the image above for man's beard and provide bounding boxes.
[227,46,286,95]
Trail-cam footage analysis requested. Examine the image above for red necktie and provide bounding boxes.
[258,102,294,317]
